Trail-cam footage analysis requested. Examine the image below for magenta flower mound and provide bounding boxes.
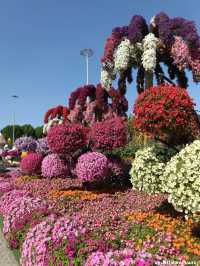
[76,152,108,182]
[47,123,87,155]
[3,196,52,248]
[14,136,37,152]
[41,154,69,178]
[91,117,128,151]
[20,153,43,175]
[0,189,31,216]
[21,214,85,266]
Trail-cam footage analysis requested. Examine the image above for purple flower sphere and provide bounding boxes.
[15,137,37,152]
[75,152,108,182]
[41,154,69,178]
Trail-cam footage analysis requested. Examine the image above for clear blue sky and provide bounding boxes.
[0,0,199,129]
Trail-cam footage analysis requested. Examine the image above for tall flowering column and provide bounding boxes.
[142,33,158,89]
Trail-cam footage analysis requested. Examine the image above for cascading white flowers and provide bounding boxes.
[163,140,200,219]
[100,69,113,92]
[142,33,158,72]
[114,38,131,71]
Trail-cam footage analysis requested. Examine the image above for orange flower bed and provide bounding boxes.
[49,189,101,201]
[125,211,200,257]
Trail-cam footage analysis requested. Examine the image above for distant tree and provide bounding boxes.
[21,124,36,137]
[34,126,43,139]
[1,125,23,141]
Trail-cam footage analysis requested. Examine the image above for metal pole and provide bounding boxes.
[86,54,89,85]
[12,111,15,145]
[80,49,94,85]
[11,95,18,146]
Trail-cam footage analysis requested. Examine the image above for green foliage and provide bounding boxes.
[1,125,23,141]
[34,126,43,139]
[127,223,156,246]
[21,124,35,137]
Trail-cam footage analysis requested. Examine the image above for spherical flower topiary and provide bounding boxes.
[41,154,69,178]
[129,145,175,194]
[20,153,43,175]
[36,137,50,155]
[163,140,200,219]
[14,136,37,152]
[133,84,200,146]
[76,152,108,182]
[47,124,88,155]
[90,117,128,151]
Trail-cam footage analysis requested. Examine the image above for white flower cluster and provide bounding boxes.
[129,146,165,194]
[163,140,200,218]
[100,69,113,92]
[114,39,131,71]
[142,33,158,71]
[43,118,63,134]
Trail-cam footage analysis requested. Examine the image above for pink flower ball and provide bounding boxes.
[20,153,43,175]
[90,117,128,151]
[76,152,108,182]
[41,154,69,178]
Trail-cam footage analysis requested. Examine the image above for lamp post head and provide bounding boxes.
[80,48,94,57]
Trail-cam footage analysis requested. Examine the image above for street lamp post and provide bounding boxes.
[80,48,94,85]
[11,95,19,146]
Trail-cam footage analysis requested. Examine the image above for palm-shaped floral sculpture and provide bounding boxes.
[101,12,200,94]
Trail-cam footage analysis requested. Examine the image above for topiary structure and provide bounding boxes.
[163,140,200,219]
[15,136,37,152]
[41,154,69,178]
[101,12,200,93]
[90,117,128,151]
[20,153,43,175]
[68,84,128,125]
[133,84,200,146]
[75,152,108,182]
[47,124,88,155]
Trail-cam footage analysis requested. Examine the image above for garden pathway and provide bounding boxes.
[0,230,19,266]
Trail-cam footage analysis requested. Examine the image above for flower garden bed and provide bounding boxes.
[0,173,200,265]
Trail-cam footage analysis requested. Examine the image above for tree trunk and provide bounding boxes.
[145,71,153,89]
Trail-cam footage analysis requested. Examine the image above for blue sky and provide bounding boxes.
[0,0,199,129]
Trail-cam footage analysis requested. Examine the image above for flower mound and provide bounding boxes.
[42,154,69,178]
[91,117,128,151]
[133,84,200,145]
[20,153,43,175]
[21,214,85,266]
[14,136,37,152]
[47,124,87,155]
[129,145,171,194]
[76,152,108,182]
[3,196,52,248]
[163,140,200,218]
